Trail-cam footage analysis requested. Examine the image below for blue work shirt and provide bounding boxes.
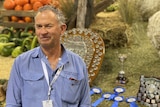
[6,45,91,107]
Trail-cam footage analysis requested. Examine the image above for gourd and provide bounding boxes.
[3,0,16,10]
[23,3,32,10]
[14,0,29,6]
[3,0,59,23]
[33,1,43,11]
[39,0,52,5]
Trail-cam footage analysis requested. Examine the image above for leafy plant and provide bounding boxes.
[118,0,142,25]
[105,2,119,12]
[59,0,75,20]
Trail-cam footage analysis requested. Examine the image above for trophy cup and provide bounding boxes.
[116,54,128,84]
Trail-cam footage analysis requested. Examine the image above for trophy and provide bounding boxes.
[116,53,128,84]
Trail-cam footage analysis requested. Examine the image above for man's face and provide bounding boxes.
[34,10,66,48]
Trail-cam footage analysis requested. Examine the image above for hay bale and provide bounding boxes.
[90,11,128,48]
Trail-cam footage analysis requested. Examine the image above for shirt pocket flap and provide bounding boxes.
[61,71,84,81]
[21,72,44,81]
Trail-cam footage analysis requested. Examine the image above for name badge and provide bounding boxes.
[42,100,53,107]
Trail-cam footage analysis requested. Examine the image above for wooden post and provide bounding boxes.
[76,0,87,28]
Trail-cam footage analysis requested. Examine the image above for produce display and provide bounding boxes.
[2,0,60,23]
[0,26,38,57]
[0,0,61,57]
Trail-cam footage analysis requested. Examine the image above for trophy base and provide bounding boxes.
[115,77,128,85]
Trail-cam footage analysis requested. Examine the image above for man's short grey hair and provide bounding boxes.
[35,5,66,25]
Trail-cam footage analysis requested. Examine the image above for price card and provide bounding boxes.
[42,100,53,107]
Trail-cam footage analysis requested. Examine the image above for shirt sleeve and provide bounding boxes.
[6,58,22,107]
[79,63,92,107]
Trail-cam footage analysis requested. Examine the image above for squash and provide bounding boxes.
[11,16,20,22]
[23,17,32,23]
[3,0,16,10]
[23,3,32,10]
[39,0,52,5]
[33,1,43,11]
[30,0,38,5]
[14,5,23,11]
[18,20,25,23]
[30,0,51,5]
[14,0,29,6]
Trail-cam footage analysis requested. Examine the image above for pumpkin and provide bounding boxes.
[33,1,43,11]
[39,0,52,5]
[3,0,16,10]
[11,16,20,22]
[23,3,32,10]
[18,19,25,23]
[23,16,32,23]
[30,0,38,5]
[14,5,23,10]
[14,0,29,6]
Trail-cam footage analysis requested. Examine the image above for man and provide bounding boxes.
[6,5,91,107]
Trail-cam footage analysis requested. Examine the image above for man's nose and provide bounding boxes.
[40,27,48,33]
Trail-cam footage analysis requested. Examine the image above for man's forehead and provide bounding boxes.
[36,10,55,16]
[35,23,53,26]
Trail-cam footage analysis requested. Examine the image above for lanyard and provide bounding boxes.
[41,59,63,100]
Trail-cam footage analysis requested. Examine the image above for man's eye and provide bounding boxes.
[45,25,53,28]
[35,25,53,29]
[36,25,42,29]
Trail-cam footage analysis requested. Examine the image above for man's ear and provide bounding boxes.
[61,24,67,35]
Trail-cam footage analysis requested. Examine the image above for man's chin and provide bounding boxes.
[40,43,50,47]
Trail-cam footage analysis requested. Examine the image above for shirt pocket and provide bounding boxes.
[61,77,81,104]
[21,72,45,99]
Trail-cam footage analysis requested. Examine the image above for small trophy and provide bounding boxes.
[116,54,128,84]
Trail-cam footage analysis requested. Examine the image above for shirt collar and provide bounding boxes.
[31,45,69,64]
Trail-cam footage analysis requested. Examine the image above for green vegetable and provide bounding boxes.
[0,33,10,38]
[20,32,33,38]
[20,26,35,38]
[22,36,34,51]
[13,29,23,38]
[1,28,14,41]
[31,36,38,49]
[0,42,15,57]
[11,29,32,47]
[0,36,9,43]
[11,46,23,58]
[11,38,23,47]
[0,34,10,43]
[11,36,33,58]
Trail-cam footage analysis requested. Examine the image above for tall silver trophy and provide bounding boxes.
[116,54,128,84]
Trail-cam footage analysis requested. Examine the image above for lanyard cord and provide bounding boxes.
[41,59,63,100]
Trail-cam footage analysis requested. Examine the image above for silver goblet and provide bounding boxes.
[116,54,128,84]
[118,54,127,72]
